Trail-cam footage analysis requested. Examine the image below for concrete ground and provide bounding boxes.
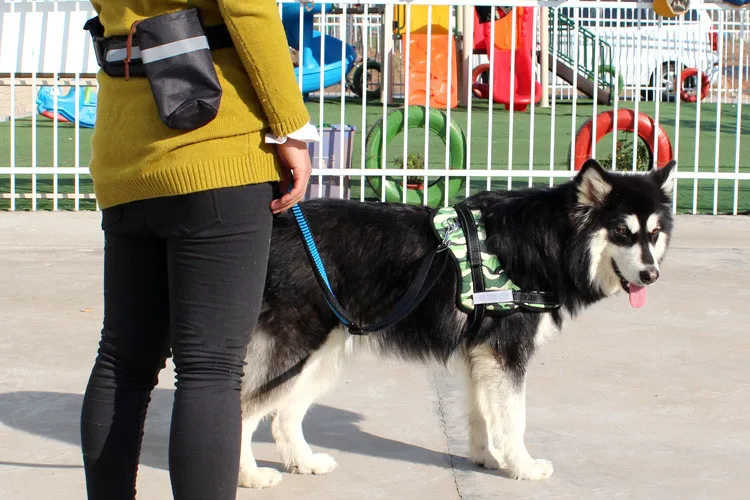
[1,212,749,500]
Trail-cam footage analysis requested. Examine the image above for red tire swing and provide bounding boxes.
[573,109,673,171]
[472,64,491,99]
[678,68,710,103]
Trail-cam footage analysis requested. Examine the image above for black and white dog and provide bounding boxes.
[237,158,676,488]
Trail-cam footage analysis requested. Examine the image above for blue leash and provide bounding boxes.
[290,203,352,326]
[289,200,449,335]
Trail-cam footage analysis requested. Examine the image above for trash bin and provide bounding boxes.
[305,124,356,200]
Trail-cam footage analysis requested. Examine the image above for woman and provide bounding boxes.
[79,1,315,499]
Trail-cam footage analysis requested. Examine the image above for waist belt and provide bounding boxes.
[83,15,234,78]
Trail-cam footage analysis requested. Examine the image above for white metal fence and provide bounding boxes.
[1,0,748,214]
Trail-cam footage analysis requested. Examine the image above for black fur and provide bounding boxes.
[257,159,675,387]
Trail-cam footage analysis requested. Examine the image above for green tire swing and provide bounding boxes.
[364,105,467,207]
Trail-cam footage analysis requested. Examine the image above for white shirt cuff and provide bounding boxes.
[265,123,321,144]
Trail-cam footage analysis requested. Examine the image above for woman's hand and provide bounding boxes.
[270,138,312,214]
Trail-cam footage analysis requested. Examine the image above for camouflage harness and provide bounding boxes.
[431,202,559,332]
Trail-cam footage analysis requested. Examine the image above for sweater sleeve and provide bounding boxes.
[216,0,310,137]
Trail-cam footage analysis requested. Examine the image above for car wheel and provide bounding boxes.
[642,62,681,102]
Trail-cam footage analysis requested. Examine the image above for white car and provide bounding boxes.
[558,5,720,101]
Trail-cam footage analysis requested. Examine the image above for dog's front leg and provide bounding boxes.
[467,345,553,480]
[271,397,338,475]
[237,415,283,489]
[467,383,506,470]
[459,353,506,470]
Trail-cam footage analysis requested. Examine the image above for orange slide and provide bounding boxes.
[395,6,458,109]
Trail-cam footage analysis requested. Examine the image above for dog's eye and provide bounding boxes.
[616,226,629,236]
[649,227,660,243]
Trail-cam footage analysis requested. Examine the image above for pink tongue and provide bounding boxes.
[629,284,647,308]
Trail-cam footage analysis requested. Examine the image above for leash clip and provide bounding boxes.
[437,220,460,252]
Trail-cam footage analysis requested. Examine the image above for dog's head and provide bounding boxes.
[573,158,675,308]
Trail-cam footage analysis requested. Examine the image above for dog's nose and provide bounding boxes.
[639,268,659,285]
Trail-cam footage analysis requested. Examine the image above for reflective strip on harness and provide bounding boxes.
[473,290,514,305]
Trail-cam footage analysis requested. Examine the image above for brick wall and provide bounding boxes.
[0,86,35,121]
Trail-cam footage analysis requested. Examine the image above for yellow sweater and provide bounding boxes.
[88,0,310,209]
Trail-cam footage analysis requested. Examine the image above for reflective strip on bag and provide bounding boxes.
[105,36,209,64]
[142,36,209,63]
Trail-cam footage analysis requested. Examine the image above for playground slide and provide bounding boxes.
[36,86,97,128]
[539,53,612,106]
[472,7,541,112]
[405,34,458,109]
[401,6,458,109]
[280,4,356,94]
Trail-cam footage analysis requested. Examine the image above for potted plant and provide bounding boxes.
[393,152,426,190]
[604,132,652,172]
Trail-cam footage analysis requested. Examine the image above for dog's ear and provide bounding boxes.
[576,158,612,208]
[650,160,676,199]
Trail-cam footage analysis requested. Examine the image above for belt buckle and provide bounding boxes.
[92,37,107,68]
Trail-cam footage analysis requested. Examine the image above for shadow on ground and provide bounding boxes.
[0,389,485,475]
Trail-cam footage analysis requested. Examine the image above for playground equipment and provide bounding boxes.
[364,106,466,206]
[572,109,673,171]
[653,0,693,18]
[394,5,459,109]
[543,9,621,105]
[348,60,383,101]
[472,7,541,112]
[36,86,97,128]
[280,3,357,94]
[678,68,711,102]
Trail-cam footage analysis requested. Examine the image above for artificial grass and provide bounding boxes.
[306,97,749,214]
[0,119,96,211]
[1,98,747,213]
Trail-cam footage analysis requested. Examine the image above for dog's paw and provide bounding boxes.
[238,467,283,489]
[469,450,506,470]
[510,458,554,481]
[291,453,338,475]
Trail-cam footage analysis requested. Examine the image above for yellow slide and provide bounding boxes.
[393,5,451,35]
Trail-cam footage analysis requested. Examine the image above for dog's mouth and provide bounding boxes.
[611,259,647,309]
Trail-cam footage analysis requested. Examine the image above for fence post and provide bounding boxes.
[381,5,395,105]
[540,7,550,107]
[459,5,474,107]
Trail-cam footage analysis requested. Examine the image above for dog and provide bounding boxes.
[236,158,676,488]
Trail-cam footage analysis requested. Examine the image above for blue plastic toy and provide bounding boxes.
[280,3,357,94]
[36,86,97,128]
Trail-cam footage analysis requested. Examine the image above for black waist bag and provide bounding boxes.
[135,9,223,130]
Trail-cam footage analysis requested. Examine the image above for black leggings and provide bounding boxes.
[81,183,274,500]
